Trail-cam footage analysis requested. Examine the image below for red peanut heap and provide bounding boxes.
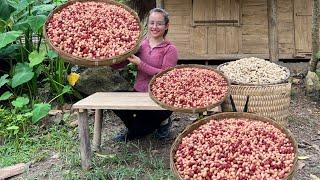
[174,118,295,180]
[46,2,140,59]
[151,68,228,109]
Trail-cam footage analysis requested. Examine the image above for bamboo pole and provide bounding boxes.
[267,0,279,62]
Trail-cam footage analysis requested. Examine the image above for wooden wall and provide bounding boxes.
[164,0,312,60]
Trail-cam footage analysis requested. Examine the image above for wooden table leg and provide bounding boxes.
[93,109,103,152]
[77,109,92,170]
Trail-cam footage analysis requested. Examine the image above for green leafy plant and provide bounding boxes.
[0,107,30,141]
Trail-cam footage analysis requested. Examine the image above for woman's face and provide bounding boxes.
[148,12,168,39]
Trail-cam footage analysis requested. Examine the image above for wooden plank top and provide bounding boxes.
[72,92,165,110]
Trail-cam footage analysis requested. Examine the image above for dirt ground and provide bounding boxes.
[11,63,320,179]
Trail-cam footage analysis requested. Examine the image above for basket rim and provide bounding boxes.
[170,112,298,180]
[217,61,291,86]
[148,64,230,113]
[43,0,144,67]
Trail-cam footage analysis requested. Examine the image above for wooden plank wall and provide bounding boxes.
[165,0,298,59]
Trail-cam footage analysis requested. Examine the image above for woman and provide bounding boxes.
[112,8,178,141]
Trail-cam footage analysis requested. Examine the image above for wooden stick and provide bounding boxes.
[0,163,30,179]
[78,109,92,170]
[93,109,103,152]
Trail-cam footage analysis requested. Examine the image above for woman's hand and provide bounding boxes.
[127,54,141,65]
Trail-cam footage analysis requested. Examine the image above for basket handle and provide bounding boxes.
[229,95,250,112]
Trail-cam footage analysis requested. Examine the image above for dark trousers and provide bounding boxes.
[112,110,172,137]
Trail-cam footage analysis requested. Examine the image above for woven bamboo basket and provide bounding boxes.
[148,64,230,113]
[221,82,291,126]
[216,63,291,126]
[43,0,143,67]
[170,112,298,180]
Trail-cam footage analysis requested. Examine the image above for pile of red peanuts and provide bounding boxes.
[151,67,228,109]
[46,1,140,59]
[174,118,295,180]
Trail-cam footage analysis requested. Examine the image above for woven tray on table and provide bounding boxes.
[217,63,291,126]
[148,64,230,113]
[170,112,298,180]
[43,0,143,67]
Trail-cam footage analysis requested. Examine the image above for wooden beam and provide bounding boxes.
[156,0,164,8]
[267,0,279,62]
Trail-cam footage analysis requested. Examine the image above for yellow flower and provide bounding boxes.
[67,72,80,86]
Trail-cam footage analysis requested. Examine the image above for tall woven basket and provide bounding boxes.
[170,112,298,180]
[43,0,143,67]
[221,83,291,126]
[217,62,291,126]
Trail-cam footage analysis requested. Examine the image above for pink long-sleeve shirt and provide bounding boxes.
[113,38,178,92]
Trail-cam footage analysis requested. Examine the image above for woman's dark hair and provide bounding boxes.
[148,8,169,38]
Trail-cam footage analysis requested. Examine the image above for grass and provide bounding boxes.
[0,115,174,179]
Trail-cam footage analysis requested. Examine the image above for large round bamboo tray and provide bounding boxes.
[217,62,291,86]
[221,82,291,126]
[148,64,230,113]
[43,0,143,67]
[170,112,298,180]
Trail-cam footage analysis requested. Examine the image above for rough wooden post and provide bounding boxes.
[93,109,103,152]
[78,109,92,170]
[310,0,319,72]
[267,0,279,62]
[156,0,164,8]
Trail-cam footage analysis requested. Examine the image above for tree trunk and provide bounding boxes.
[310,0,320,72]
[267,0,279,62]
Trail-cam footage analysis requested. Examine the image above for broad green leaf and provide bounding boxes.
[62,85,72,94]
[0,74,9,88]
[0,0,16,21]
[27,15,46,32]
[12,96,29,108]
[47,50,58,59]
[11,0,32,15]
[0,91,13,101]
[29,50,46,67]
[0,31,23,49]
[12,63,34,88]
[32,103,51,124]
[12,20,29,31]
[0,44,20,57]
[33,4,55,15]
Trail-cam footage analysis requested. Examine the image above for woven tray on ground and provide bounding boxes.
[148,64,230,113]
[43,0,143,67]
[170,112,298,180]
[217,62,291,86]
[221,82,291,126]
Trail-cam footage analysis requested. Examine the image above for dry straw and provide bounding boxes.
[43,0,143,67]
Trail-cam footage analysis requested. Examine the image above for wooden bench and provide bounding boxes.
[72,92,165,170]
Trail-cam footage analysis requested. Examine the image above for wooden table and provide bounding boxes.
[72,92,164,170]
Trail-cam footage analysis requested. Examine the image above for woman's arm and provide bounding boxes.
[137,46,178,76]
